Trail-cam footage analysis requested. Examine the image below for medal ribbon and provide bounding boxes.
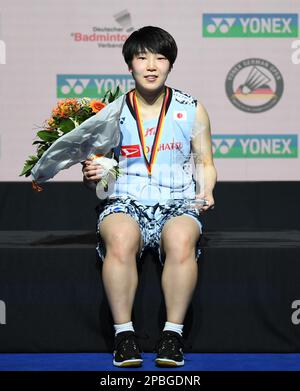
[132,87,169,177]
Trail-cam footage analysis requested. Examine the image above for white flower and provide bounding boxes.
[92,156,118,177]
[91,155,122,200]
[78,97,91,106]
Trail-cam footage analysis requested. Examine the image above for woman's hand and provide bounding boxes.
[82,158,105,183]
[195,192,215,212]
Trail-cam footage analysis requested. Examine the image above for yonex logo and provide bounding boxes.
[206,17,236,34]
[213,138,236,155]
[212,135,297,158]
[57,75,134,98]
[60,78,90,95]
[203,14,298,37]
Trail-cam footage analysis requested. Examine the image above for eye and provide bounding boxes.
[136,53,147,59]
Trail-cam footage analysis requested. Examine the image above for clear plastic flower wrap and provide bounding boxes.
[30,94,125,186]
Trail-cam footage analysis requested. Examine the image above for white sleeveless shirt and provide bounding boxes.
[109,87,198,206]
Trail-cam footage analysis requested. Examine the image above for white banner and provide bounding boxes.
[0,0,299,181]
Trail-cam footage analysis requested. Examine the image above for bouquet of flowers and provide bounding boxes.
[20,88,123,192]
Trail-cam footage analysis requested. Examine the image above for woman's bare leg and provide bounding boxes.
[99,213,143,324]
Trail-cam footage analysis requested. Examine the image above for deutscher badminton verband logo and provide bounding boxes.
[225,58,284,113]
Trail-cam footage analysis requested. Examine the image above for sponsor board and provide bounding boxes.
[212,135,298,158]
[203,13,298,37]
[70,9,134,48]
[57,75,134,98]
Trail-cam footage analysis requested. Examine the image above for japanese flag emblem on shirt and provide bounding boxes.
[173,110,187,121]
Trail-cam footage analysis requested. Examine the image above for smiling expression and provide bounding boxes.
[129,50,171,93]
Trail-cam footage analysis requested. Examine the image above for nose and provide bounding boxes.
[146,55,157,70]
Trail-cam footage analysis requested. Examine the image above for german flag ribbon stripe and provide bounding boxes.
[132,87,169,177]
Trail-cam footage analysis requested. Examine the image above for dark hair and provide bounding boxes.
[122,26,177,69]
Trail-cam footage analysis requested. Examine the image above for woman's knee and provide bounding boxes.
[99,214,142,261]
[165,236,196,262]
[161,218,200,262]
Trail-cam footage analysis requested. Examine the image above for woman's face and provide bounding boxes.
[129,49,171,93]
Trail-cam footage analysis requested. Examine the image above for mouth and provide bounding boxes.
[144,75,158,81]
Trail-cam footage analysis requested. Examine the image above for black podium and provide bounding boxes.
[0,182,300,352]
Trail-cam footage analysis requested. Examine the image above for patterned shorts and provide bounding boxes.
[95,195,203,266]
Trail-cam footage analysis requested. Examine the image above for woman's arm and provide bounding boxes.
[191,102,217,211]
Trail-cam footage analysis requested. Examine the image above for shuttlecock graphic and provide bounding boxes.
[114,10,134,32]
[239,66,271,95]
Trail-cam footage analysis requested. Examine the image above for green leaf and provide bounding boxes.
[109,170,117,179]
[37,148,45,158]
[102,88,121,104]
[102,90,110,103]
[37,130,60,142]
[59,118,76,133]
[108,90,116,103]
[74,108,92,123]
[32,140,47,146]
[113,85,120,100]
[20,155,39,177]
